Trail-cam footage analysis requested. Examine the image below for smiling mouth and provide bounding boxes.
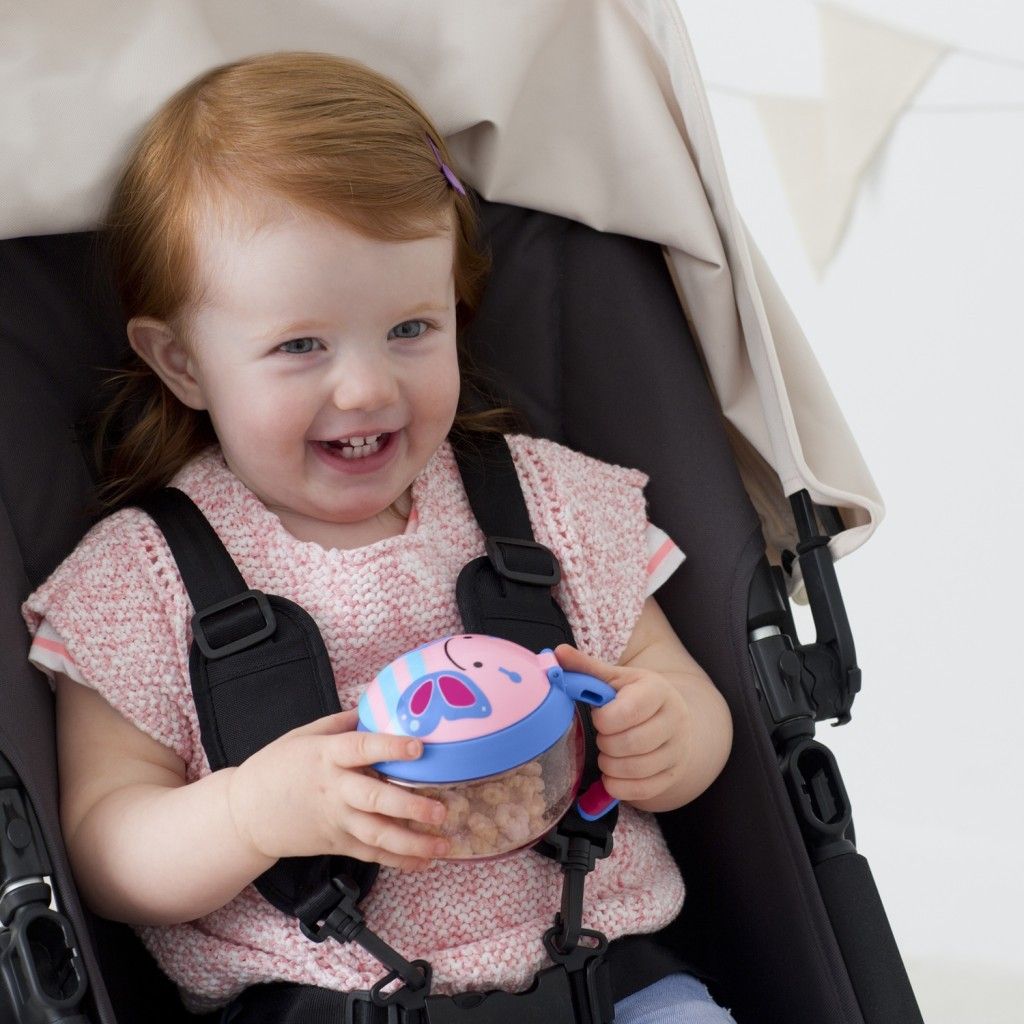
[443,637,466,669]
[318,433,390,459]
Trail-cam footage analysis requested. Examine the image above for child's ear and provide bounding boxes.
[127,317,207,411]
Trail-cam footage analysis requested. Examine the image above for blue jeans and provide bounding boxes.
[614,972,737,1023]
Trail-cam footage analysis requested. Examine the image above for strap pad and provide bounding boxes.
[456,556,574,652]
[136,489,378,913]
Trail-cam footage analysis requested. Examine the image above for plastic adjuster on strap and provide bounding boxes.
[485,536,561,586]
[192,589,276,659]
[300,877,432,1012]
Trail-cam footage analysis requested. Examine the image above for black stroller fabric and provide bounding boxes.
[1,198,894,1023]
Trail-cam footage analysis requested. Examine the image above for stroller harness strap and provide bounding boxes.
[137,432,618,1024]
[135,486,382,917]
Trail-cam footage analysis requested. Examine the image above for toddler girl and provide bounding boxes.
[22,52,734,1024]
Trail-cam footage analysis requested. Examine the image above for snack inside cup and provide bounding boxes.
[388,715,585,859]
[359,634,615,860]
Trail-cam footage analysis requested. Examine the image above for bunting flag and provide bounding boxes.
[753,3,947,272]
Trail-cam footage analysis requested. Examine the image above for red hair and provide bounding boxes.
[94,51,520,510]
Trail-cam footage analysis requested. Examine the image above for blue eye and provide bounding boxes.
[389,320,430,341]
[278,337,322,355]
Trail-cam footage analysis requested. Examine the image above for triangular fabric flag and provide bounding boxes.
[754,3,946,272]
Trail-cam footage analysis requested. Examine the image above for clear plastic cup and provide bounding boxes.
[386,714,586,859]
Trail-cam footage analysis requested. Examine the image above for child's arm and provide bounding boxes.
[55,673,450,927]
[553,596,733,814]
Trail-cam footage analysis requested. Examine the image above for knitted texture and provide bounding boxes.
[22,433,685,1011]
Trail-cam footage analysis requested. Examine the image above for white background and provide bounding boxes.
[677,1,1024,1020]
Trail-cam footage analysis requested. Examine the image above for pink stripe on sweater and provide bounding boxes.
[646,536,675,578]
[31,635,74,661]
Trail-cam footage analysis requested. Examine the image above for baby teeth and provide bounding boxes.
[342,442,379,459]
[324,433,386,458]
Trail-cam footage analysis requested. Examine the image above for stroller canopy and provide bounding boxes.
[1,0,884,600]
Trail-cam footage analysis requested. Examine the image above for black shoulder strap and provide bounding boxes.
[137,488,342,766]
[452,432,576,652]
[450,432,611,827]
[135,488,378,915]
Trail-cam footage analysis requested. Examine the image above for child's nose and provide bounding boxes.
[330,350,400,411]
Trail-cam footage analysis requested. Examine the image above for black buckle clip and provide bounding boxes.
[538,821,615,956]
[543,924,609,972]
[485,536,561,586]
[342,961,432,1023]
[370,960,432,1010]
[191,589,276,659]
[302,878,431,1013]
[299,877,364,945]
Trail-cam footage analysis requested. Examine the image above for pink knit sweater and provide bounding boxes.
[22,433,686,1012]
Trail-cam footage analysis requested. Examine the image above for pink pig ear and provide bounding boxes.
[409,679,434,716]
[438,675,476,707]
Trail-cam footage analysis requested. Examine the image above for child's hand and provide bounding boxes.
[554,644,691,807]
[227,709,449,871]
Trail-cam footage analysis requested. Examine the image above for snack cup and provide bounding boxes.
[357,635,618,859]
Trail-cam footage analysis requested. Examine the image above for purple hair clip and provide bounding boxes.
[426,134,467,196]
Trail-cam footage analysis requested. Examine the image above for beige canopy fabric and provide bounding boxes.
[0,0,885,603]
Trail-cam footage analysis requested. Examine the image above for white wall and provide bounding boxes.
[677,2,1024,1020]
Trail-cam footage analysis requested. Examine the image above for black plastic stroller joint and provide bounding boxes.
[741,493,925,1024]
[781,738,855,863]
[780,490,861,726]
[746,490,860,863]
[747,489,862,734]
[0,755,89,1024]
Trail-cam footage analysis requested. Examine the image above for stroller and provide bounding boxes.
[0,2,924,1022]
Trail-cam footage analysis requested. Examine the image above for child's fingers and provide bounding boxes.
[553,644,627,689]
[348,774,448,828]
[596,714,671,757]
[599,741,675,782]
[327,729,425,769]
[602,764,678,804]
[591,680,664,735]
[339,832,437,873]
[344,808,450,863]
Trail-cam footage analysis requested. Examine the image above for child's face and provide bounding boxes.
[161,201,461,532]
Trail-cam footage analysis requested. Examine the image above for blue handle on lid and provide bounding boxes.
[544,663,619,819]
[545,665,616,707]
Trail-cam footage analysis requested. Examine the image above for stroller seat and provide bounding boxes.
[1,195,921,1023]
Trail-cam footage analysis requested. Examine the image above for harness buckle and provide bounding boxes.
[485,536,562,586]
[537,818,615,955]
[300,877,433,1007]
[370,960,432,1011]
[298,877,364,945]
[191,589,276,659]
[542,925,609,970]
[339,960,432,1023]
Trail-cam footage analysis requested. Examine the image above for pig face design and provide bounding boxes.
[363,635,554,742]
